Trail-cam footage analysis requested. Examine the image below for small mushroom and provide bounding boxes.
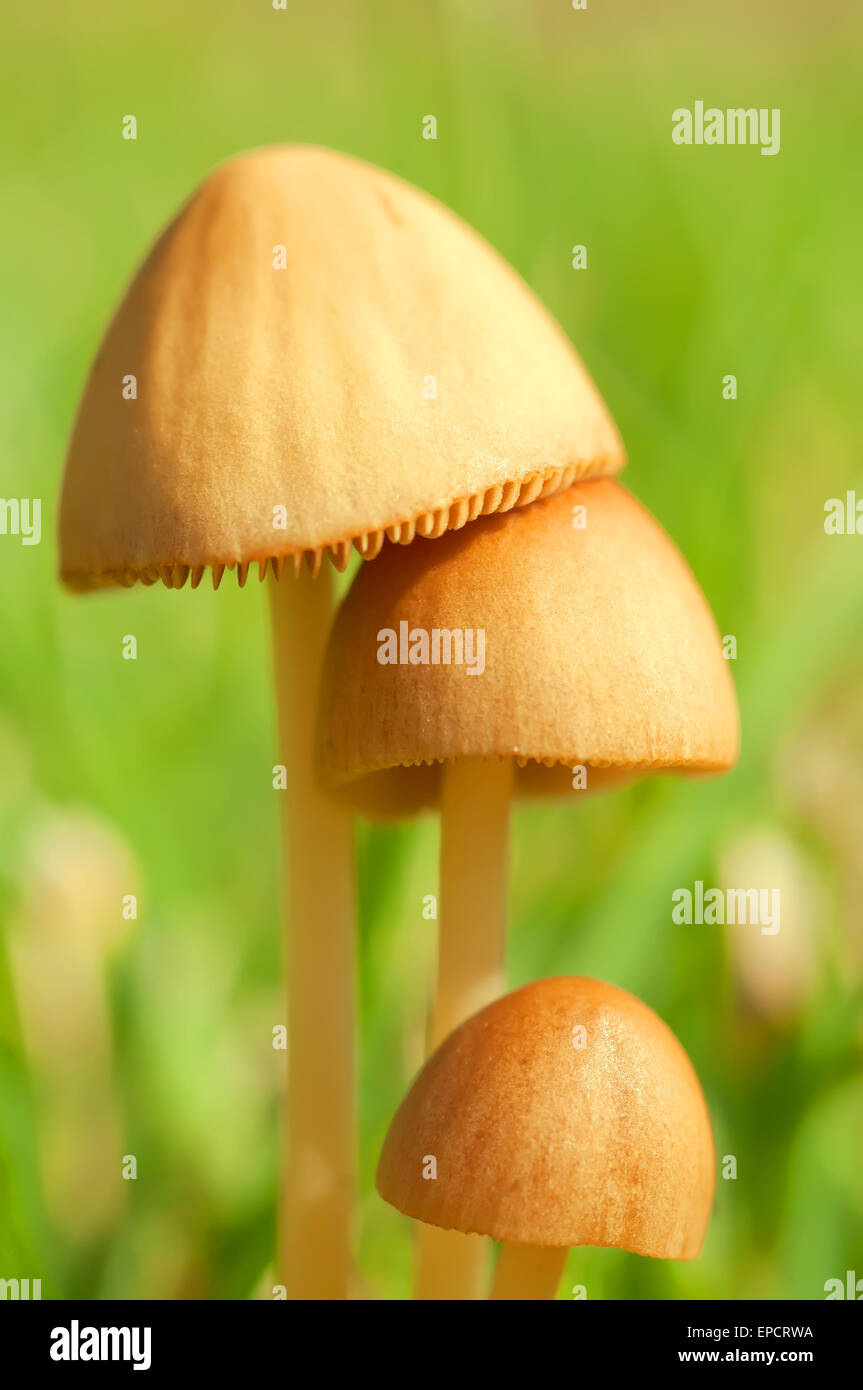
[319,477,738,1294]
[59,145,624,1298]
[377,976,716,1299]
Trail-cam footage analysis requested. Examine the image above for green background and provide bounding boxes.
[1,0,861,1299]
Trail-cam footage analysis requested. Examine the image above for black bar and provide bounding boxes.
[3,1299,856,1376]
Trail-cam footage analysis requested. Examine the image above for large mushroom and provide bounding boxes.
[377,976,716,1300]
[59,145,624,1298]
[319,477,738,1295]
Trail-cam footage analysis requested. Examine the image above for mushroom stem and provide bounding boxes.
[269,567,355,1300]
[416,755,512,1300]
[490,1243,567,1301]
[433,756,513,1047]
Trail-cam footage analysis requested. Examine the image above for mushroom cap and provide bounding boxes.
[59,145,624,592]
[318,478,739,816]
[377,976,715,1257]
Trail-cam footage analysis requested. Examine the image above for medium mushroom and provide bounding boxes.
[59,145,624,1298]
[377,975,716,1300]
[318,477,738,1295]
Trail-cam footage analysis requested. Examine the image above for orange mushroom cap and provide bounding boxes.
[59,145,624,592]
[377,976,716,1259]
[318,478,739,816]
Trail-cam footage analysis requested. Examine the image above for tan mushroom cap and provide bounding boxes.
[318,478,739,816]
[59,144,624,593]
[377,976,715,1258]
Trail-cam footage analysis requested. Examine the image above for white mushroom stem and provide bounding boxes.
[433,756,513,1045]
[416,755,513,1300]
[270,567,355,1300]
[490,1243,568,1301]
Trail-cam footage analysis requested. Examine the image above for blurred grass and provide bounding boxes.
[0,0,861,1298]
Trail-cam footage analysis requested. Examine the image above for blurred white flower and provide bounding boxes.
[778,712,863,974]
[9,805,139,1240]
[720,827,819,1021]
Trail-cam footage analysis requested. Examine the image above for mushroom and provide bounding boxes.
[319,477,738,1294]
[58,145,624,1298]
[376,976,716,1299]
